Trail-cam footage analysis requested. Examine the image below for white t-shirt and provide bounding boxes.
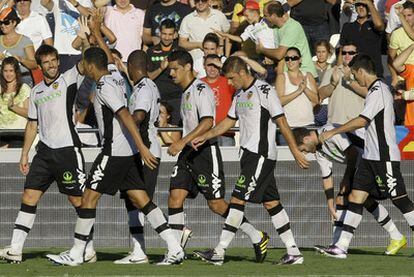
[386,0,407,34]
[53,0,93,55]
[16,11,52,50]
[240,19,276,48]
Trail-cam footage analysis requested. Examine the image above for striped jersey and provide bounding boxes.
[28,65,84,149]
[93,67,134,157]
[181,78,215,139]
[128,77,161,158]
[316,124,364,178]
[227,78,284,160]
[359,79,400,161]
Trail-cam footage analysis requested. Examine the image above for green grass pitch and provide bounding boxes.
[0,247,413,276]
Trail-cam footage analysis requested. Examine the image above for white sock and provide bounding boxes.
[168,208,185,243]
[70,214,95,260]
[370,203,403,241]
[239,221,262,244]
[128,209,146,256]
[332,208,345,245]
[269,205,300,256]
[336,203,363,252]
[216,205,244,254]
[10,204,37,253]
[403,210,414,230]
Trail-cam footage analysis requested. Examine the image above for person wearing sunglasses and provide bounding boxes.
[340,0,385,77]
[275,47,318,137]
[319,42,366,126]
[178,0,230,62]
[0,8,37,87]
[210,0,223,10]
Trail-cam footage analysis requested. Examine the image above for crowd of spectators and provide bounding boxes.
[0,0,414,148]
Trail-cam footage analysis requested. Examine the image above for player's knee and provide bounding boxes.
[229,196,245,206]
[127,190,150,210]
[68,195,82,207]
[363,197,378,213]
[81,189,101,208]
[347,190,368,204]
[21,189,42,206]
[263,200,280,210]
[168,189,186,208]
[392,195,414,214]
[207,199,227,215]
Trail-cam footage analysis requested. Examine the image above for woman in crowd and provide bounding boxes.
[0,56,30,148]
[0,8,37,86]
[276,47,318,131]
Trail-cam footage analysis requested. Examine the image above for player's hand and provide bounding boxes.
[319,130,334,144]
[160,58,169,71]
[191,135,207,151]
[292,149,309,169]
[19,154,29,175]
[140,147,158,170]
[328,201,337,221]
[167,140,185,156]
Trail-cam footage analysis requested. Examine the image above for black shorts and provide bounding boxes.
[25,142,85,196]
[86,153,146,196]
[232,149,280,203]
[353,159,407,200]
[170,143,225,200]
[120,158,160,200]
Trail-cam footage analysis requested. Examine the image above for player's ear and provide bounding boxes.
[184,63,192,72]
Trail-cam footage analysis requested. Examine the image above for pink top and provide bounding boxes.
[105,4,145,62]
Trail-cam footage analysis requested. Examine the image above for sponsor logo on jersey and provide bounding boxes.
[62,171,76,185]
[182,102,192,111]
[236,175,246,188]
[197,174,209,187]
[34,91,63,105]
[237,101,253,109]
[375,175,386,192]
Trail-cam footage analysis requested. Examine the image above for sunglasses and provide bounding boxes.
[342,51,357,56]
[0,20,11,26]
[194,0,208,3]
[284,56,300,62]
[211,4,222,9]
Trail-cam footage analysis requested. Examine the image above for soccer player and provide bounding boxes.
[46,47,184,266]
[0,45,95,264]
[192,56,309,265]
[318,54,414,259]
[292,126,407,255]
[114,50,163,264]
[166,50,269,263]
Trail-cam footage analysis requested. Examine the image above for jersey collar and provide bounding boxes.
[182,77,197,93]
[243,78,256,92]
[133,76,146,87]
[367,78,381,92]
[44,73,61,87]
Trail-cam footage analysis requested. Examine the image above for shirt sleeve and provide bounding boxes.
[240,25,253,41]
[316,152,333,179]
[219,12,230,33]
[39,16,52,40]
[227,95,238,119]
[133,83,152,113]
[359,88,384,122]
[196,82,215,119]
[330,133,352,152]
[97,81,126,113]
[28,89,37,121]
[62,65,85,89]
[178,14,190,38]
[258,82,284,119]
[386,4,400,34]
[389,29,400,50]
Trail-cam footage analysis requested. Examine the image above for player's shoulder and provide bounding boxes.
[192,79,212,95]
[252,79,273,96]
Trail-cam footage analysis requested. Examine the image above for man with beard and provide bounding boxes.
[0,45,96,263]
[147,19,185,126]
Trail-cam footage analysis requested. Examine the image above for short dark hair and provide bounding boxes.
[222,56,248,75]
[349,54,376,75]
[168,50,193,70]
[286,47,301,57]
[83,47,108,70]
[110,48,122,60]
[35,44,59,65]
[203,33,220,47]
[403,1,414,11]
[128,50,149,73]
[342,41,359,52]
[204,54,220,61]
[291,127,312,146]
[160,18,176,31]
[266,2,285,17]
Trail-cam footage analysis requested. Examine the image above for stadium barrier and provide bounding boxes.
[1,146,413,249]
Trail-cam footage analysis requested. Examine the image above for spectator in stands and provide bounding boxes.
[15,0,53,50]
[314,40,333,83]
[147,19,184,126]
[392,43,414,125]
[211,0,224,11]
[158,100,178,145]
[104,0,145,62]
[318,42,366,124]
[276,47,318,130]
[0,8,37,86]
[389,2,414,86]
[201,54,236,146]
[289,0,337,54]
[386,0,414,34]
[178,0,230,61]
[41,0,92,72]
[260,1,318,78]
[0,57,30,148]
[143,0,192,47]
[193,33,226,78]
[340,0,385,77]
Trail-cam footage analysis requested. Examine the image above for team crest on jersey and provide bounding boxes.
[52,82,59,90]
[185,92,190,101]
[247,91,253,99]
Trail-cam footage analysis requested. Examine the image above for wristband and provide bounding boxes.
[324,187,334,200]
